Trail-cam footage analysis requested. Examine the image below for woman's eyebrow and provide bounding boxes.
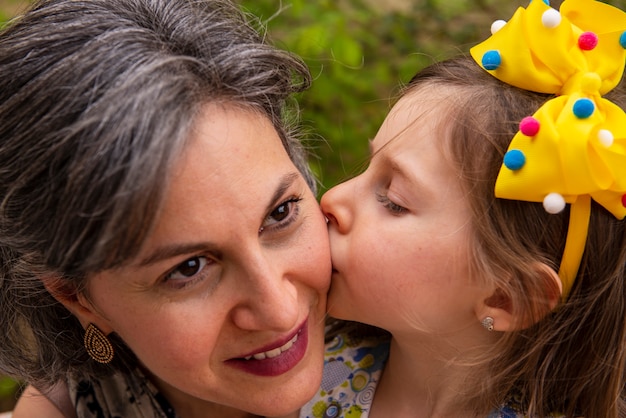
[136,242,215,268]
[264,171,301,216]
[135,172,302,268]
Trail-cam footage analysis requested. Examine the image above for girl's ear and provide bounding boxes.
[476,262,562,331]
[40,275,113,334]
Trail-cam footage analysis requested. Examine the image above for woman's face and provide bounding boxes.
[80,103,331,416]
[320,91,488,337]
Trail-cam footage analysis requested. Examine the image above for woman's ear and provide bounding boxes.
[40,275,113,334]
[476,262,562,331]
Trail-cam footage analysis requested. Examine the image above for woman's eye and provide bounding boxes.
[166,256,208,282]
[262,197,302,231]
[376,193,406,215]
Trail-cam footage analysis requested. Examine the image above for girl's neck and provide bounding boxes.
[369,333,491,418]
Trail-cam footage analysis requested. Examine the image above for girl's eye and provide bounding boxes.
[376,193,406,215]
[166,256,208,283]
[262,197,302,231]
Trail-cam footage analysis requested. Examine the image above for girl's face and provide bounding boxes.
[321,91,489,338]
[79,104,331,416]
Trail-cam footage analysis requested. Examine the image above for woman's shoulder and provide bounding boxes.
[11,385,71,418]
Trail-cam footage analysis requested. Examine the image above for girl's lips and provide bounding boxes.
[225,318,309,377]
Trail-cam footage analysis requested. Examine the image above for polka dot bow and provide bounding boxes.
[469,0,626,299]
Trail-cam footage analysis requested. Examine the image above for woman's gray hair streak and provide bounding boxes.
[0,0,313,387]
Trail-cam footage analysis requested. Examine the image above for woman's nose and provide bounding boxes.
[320,179,355,234]
[231,254,300,332]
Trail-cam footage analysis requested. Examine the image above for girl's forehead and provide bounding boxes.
[392,86,456,124]
[374,86,455,148]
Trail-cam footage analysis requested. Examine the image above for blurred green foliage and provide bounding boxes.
[3,0,626,190]
[240,0,626,191]
[0,0,25,26]
[239,0,531,191]
[0,376,19,412]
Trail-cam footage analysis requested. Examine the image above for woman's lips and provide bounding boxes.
[243,330,300,360]
[225,318,309,377]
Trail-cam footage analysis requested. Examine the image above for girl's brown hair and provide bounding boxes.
[405,57,626,418]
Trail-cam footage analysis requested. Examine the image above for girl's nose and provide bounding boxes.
[320,178,356,235]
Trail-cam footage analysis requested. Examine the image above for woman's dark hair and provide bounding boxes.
[0,0,313,387]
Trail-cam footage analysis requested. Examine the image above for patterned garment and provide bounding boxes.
[69,369,177,418]
[299,333,390,418]
[299,332,565,418]
[487,391,566,418]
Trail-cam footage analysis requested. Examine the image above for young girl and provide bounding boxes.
[303,0,626,417]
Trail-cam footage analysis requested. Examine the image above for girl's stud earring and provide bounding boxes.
[481,316,494,331]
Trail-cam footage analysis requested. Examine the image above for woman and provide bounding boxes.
[0,0,330,417]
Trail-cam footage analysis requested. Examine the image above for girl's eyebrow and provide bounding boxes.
[383,149,435,201]
[370,138,411,184]
[134,172,302,268]
[389,158,418,189]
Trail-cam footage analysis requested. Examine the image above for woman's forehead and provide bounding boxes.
[135,104,300,256]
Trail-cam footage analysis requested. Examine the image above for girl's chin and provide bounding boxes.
[327,273,357,312]
[326,294,355,321]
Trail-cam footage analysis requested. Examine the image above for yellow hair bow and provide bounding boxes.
[470,0,626,299]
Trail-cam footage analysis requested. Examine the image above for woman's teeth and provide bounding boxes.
[244,332,299,360]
